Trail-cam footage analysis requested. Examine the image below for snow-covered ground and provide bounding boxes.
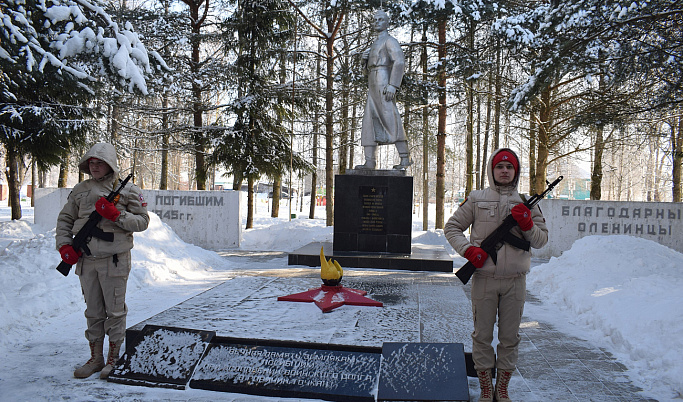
[0,199,681,401]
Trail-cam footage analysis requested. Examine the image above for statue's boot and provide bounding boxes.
[393,153,413,169]
[355,146,377,169]
[355,160,376,169]
[393,141,412,169]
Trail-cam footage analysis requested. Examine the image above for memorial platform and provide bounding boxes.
[111,266,474,401]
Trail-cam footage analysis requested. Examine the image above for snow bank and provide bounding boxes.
[0,213,231,350]
[528,235,683,398]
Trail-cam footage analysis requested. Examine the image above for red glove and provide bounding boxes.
[511,203,533,231]
[59,245,81,265]
[464,246,488,269]
[96,197,120,221]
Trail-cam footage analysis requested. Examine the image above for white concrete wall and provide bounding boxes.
[145,190,241,250]
[34,188,71,231]
[34,188,241,250]
[535,199,683,258]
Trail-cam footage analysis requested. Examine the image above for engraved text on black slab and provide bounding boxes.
[359,186,388,234]
[191,343,380,400]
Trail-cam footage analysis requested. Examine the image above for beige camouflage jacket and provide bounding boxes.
[444,148,548,279]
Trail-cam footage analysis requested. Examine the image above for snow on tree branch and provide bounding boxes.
[1,0,165,95]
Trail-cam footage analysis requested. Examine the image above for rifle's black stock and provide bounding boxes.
[56,173,134,276]
[455,176,563,285]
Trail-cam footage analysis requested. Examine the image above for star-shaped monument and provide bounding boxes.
[278,284,383,313]
[278,246,383,313]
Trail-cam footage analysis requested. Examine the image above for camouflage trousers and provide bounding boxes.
[470,274,526,371]
[76,251,131,343]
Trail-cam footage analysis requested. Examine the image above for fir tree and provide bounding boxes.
[0,0,163,218]
[213,0,312,228]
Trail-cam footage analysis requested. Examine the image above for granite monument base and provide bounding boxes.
[333,173,413,254]
[288,241,453,272]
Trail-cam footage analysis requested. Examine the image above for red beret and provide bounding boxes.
[492,150,518,173]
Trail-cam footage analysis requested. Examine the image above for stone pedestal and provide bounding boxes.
[289,170,453,272]
[333,172,413,254]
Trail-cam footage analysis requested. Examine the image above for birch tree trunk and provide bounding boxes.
[435,18,447,229]
[590,126,605,200]
[534,86,551,191]
[309,41,322,220]
[421,25,429,231]
[673,112,682,202]
[6,144,22,219]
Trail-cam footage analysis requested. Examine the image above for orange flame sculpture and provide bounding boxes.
[277,246,383,313]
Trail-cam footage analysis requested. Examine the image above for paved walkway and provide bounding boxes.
[145,250,657,401]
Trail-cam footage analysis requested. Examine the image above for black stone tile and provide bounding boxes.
[517,366,563,381]
[377,343,469,401]
[510,390,547,401]
[114,256,660,402]
[563,380,612,397]
[571,346,613,361]
[542,348,581,362]
[517,340,541,354]
[541,358,600,382]
[190,341,381,401]
[109,325,215,389]
[602,381,647,395]
[525,379,580,401]
[579,396,622,402]
[582,359,630,384]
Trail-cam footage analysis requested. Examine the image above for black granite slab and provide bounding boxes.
[108,325,215,389]
[377,343,470,401]
[110,328,470,402]
[288,241,454,272]
[333,174,413,254]
[190,338,381,401]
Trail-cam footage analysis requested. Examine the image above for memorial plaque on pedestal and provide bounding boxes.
[108,325,215,389]
[190,341,381,401]
[334,174,413,254]
[377,343,469,401]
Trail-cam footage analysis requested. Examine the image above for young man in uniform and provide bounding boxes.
[444,148,548,402]
[56,143,149,379]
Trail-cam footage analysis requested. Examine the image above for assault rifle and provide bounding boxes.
[455,176,563,285]
[56,173,134,277]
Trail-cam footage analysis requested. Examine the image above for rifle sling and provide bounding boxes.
[89,226,114,242]
[502,232,530,251]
